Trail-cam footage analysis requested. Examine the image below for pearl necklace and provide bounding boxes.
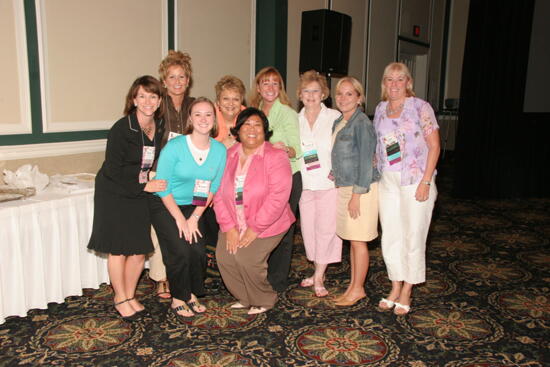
[386,102,404,116]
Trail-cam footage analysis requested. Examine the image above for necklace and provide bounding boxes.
[141,124,154,135]
[386,102,404,116]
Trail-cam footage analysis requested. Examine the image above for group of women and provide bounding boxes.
[87,50,440,320]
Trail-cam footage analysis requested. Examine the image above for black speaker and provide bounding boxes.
[299,9,352,76]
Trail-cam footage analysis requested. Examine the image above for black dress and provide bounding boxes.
[87,114,164,255]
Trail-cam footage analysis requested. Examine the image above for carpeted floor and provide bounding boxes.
[1,161,549,366]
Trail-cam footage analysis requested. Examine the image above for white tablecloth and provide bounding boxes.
[0,187,109,324]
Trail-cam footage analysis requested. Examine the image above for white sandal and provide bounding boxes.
[247,306,268,315]
[378,298,396,311]
[394,302,411,315]
[230,302,246,309]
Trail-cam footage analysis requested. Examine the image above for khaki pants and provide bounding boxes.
[217,232,284,309]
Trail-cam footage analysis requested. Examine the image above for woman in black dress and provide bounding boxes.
[88,76,167,320]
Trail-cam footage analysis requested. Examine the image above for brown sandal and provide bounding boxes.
[156,280,171,299]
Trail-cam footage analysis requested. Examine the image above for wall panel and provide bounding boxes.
[0,0,31,134]
[37,0,166,132]
[178,0,253,101]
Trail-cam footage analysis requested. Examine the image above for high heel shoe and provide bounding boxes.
[126,297,145,313]
[113,299,139,321]
[333,295,366,307]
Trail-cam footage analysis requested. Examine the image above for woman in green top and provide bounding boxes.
[250,66,302,292]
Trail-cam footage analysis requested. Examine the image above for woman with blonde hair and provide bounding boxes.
[296,70,342,297]
[214,75,246,148]
[250,66,302,292]
[149,50,195,299]
[331,76,379,306]
[374,62,439,315]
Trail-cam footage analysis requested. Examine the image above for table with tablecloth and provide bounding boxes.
[0,187,109,324]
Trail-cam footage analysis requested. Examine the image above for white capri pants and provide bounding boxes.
[378,171,437,284]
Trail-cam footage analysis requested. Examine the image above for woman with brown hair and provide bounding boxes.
[88,76,167,320]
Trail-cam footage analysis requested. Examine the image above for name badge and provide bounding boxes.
[168,131,181,141]
[383,133,401,166]
[139,145,156,184]
[302,141,321,171]
[192,179,211,206]
[235,175,245,206]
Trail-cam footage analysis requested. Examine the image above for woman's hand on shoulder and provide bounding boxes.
[144,179,167,193]
[225,228,240,254]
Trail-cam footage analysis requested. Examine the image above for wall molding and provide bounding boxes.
[0,139,106,161]
[0,0,32,135]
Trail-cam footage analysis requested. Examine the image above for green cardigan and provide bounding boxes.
[263,98,302,174]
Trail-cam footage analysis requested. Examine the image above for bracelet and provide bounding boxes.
[421,180,431,186]
[192,213,200,220]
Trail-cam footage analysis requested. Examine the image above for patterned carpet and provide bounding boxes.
[1,162,549,366]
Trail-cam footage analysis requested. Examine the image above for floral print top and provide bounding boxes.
[374,97,439,186]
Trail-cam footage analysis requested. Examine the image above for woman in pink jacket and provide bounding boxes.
[214,107,295,315]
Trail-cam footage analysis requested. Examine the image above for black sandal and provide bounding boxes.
[114,299,139,321]
[170,302,194,320]
[126,297,145,313]
[188,296,206,313]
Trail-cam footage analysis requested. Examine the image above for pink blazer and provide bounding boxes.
[214,142,295,238]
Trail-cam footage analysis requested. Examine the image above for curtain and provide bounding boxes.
[453,0,550,198]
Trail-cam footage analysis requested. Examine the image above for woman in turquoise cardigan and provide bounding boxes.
[152,97,226,319]
[250,66,302,292]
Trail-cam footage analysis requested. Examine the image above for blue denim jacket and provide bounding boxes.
[331,108,380,194]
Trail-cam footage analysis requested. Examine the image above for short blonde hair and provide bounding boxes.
[297,70,330,100]
[249,66,291,108]
[380,62,415,101]
[158,50,192,83]
[214,75,246,102]
[335,76,365,105]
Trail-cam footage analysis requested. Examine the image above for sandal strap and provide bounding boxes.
[114,298,129,306]
[188,300,204,312]
[173,303,192,313]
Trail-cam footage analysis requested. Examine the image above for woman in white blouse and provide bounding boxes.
[297,70,342,297]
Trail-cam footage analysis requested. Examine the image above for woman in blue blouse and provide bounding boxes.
[151,97,226,319]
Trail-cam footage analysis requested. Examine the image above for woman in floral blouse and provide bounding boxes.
[374,62,440,315]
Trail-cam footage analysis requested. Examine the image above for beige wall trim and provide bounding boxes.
[0,0,32,135]
[0,139,106,161]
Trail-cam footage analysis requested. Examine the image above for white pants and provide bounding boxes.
[378,171,437,284]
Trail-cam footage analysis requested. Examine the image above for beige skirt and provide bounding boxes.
[336,184,379,241]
